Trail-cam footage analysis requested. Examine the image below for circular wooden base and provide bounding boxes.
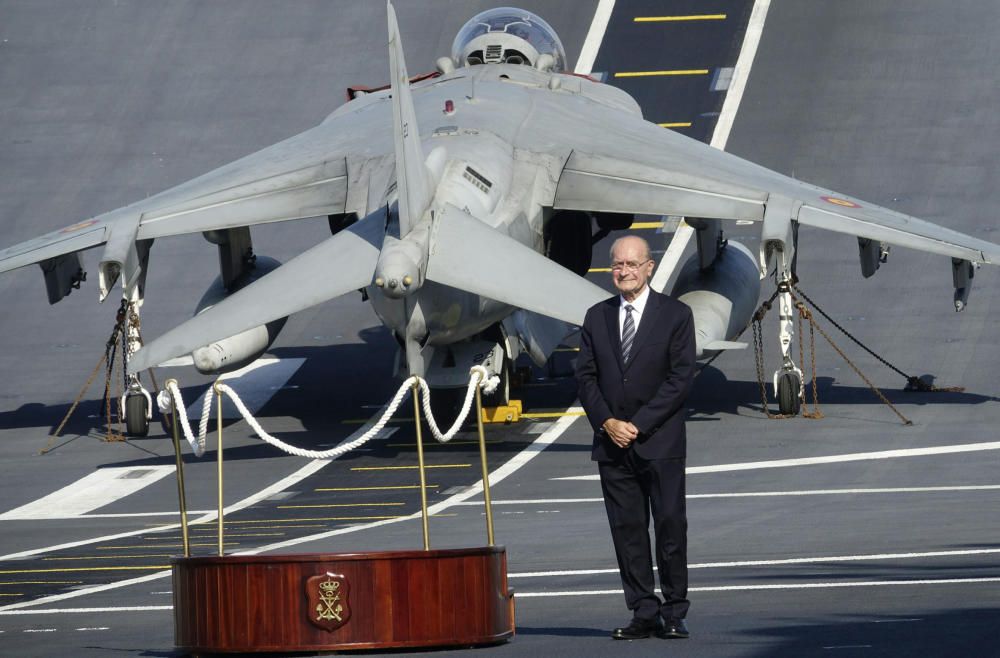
[172,546,514,653]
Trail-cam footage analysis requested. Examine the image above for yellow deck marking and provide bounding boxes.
[521,411,588,419]
[277,502,405,509]
[350,464,470,471]
[221,515,404,524]
[187,532,285,538]
[0,593,24,597]
[96,543,239,550]
[44,554,173,561]
[313,484,440,491]
[635,14,727,22]
[221,514,456,524]
[184,523,327,530]
[658,122,693,128]
[615,69,708,78]
[553,347,580,352]
[631,221,665,229]
[0,566,171,575]
[588,267,612,272]
[387,439,502,448]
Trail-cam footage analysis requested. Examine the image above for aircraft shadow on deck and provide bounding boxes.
[688,366,998,420]
[2,345,995,455]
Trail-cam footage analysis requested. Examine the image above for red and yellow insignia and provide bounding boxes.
[59,219,99,234]
[305,572,351,632]
[820,196,861,209]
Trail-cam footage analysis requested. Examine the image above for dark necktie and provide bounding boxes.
[621,304,635,362]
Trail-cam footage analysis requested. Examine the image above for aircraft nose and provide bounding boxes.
[374,251,421,299]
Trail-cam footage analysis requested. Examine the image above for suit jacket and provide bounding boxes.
[576,290,696,461]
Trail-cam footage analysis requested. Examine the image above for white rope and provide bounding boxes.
[160,381,209,457]
[161,366,500,460]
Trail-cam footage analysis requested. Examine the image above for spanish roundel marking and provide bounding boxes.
[820,196,861,209]
[59,219,99,233]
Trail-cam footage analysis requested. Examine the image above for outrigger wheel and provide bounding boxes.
[777,370,802,416]
[124,392,150,437]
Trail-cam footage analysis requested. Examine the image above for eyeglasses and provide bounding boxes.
[610,259,652,272]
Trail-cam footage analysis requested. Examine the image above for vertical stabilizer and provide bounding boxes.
[387,0,430,236]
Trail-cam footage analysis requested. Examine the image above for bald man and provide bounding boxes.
[576,235,696,640]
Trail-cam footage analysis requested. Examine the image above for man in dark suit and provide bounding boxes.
[576,235,696,640]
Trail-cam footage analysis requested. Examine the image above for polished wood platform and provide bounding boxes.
[172,546,514,653]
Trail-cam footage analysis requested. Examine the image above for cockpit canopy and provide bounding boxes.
[451,7,567,72]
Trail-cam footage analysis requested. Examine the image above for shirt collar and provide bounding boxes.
[620,285,650,315]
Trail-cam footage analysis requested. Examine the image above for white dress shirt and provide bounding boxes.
[618,284,650,339]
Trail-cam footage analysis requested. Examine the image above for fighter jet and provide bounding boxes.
[1,3,997,435]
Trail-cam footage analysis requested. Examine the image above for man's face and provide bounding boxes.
[611,238,654,298]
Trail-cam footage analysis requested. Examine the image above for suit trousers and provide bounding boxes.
[598,448,689,621]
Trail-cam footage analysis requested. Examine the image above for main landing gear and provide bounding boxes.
[773,279,804,416]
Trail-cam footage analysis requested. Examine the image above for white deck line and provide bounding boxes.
[0,467,174,520]
[574,0,616,75]
[553,440,1000,480]
[653,0,772,291]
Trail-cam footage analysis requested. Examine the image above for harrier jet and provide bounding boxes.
[1,3,997,435]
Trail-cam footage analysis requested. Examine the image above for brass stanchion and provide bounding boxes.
[166,380,190,558]
[474,384,495,545]
[215,382,225,557]
[411,381,431,550]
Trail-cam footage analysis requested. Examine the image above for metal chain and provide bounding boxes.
[790,291,912,426]
[796,303,823,419]
[41,353,108,454]
[792,283,963,393]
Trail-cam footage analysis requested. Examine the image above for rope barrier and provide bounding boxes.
[159,366,499,459]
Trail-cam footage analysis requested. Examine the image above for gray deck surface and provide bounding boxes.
[0,1,998,656]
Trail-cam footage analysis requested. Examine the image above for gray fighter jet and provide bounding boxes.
[1,3,997,434]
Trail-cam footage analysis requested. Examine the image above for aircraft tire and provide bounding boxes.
[777,372,801,416]
[125,394,150,437]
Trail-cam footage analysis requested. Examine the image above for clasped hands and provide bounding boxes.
[602,418,639,448]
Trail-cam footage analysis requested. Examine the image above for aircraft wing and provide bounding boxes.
[0,111,380,278]
[550,109,1000,265]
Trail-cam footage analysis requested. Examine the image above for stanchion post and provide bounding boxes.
[214,381,225,557]
[166,380,191,558]
[411,381,431,550]
[474,382,495,546]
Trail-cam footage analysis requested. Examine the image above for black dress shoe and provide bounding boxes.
[611,617,664,640]
[661,617,689,639]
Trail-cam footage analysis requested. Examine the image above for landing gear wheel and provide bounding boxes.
[777,372,802,416]
[125,394,150,437]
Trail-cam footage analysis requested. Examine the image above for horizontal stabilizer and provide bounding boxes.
[705,340,747,351]
[129,214,384,373]
[425,204,608,326]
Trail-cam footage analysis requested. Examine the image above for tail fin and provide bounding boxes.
[387,0,430,236]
